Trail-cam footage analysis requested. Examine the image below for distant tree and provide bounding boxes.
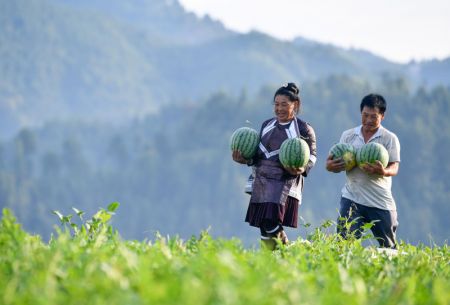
[41,152,61,176]
[107,134,129,167]
[61,136,89,175]
[0,143,4,170]
[13,129,37,181]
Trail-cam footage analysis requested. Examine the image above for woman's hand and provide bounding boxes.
[232,150,249,164]
[284,166,305,176]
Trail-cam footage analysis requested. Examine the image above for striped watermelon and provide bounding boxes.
[279,138,310,168]
[329,143,356,171]
[230,127,259,159]
[356,142,389,168]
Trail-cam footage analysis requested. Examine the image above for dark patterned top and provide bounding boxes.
[248,117,317,202]
[253,117,317,176]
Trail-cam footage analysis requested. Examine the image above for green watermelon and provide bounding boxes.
[356,142,389,168]
[279,138,310,168]
[230,127,259,159]
[329,143,356,171]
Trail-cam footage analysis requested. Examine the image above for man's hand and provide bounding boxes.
[232,150,249,164]
[326,154,346,173]
[337,159,399,177]
[360,161,391,176]
[284,166,305,176]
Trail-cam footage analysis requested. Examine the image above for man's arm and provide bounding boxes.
[361,161,399,177]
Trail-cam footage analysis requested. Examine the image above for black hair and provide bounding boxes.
[360,94,387,114]
[273,82,300,102]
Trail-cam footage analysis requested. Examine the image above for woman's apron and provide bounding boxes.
[250,160,297,206]
[249,118,302,206]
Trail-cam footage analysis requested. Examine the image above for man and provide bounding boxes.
[326,94,400,248]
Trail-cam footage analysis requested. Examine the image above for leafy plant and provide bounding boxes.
[0,209,448,305]
[52,202,120,239]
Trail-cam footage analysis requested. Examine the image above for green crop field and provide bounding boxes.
[1,203,448,305]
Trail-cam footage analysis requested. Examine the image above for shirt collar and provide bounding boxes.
[354,125,384,141]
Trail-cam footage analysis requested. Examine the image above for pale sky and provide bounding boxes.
[178,0,450,63]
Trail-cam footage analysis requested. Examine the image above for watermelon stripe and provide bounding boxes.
[289,141,294,166]
[290,141,296,167]
[367,144,373,163]
[242,132,249,155]
[335,145,343,157]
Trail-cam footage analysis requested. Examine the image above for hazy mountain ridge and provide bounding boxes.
[1,0,162,127]
[57,0,234,45]
[406,57,450,87]
[0,0,448,138]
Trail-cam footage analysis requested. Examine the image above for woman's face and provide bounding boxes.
[274,95,298,123]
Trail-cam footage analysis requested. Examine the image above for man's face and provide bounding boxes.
[361,106,384,133]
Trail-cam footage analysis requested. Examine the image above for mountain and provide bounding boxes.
[0,0,163,133]
[57,0,234,45]
[0,0,449,138]
[291,37,402,76]
[406,58,450,88]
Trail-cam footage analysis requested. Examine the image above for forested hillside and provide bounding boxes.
[1,0,449,138]
[1,76,448,245]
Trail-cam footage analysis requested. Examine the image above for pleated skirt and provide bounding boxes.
[245,196,299,228]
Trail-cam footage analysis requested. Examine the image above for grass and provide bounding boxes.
[0,204,448,305]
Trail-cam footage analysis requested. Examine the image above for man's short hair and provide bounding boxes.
[360,94,387,114]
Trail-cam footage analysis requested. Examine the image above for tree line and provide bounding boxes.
[0,75,448,245]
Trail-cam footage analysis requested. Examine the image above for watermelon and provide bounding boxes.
[230,127,259,159]
[329,143,356,171]
[356,142,389,168]
[279,138,310,168]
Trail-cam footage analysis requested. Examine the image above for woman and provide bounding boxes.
[232,82,317,249]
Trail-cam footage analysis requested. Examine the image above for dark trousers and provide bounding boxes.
[259,219,283,238]
[337,197,398,248]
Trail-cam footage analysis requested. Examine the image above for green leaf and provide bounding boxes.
[72,207,84,218]
[107,202,120,213]
[93,210,111,224]
[62,214,73,224]
[70,223,79,235]
[52,210,64,221]
[361,222,375,231]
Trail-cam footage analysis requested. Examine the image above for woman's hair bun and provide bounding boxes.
[274,82,300,102]
[281,82,300,95]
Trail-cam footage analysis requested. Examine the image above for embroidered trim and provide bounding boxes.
[265,225,280,234]
[260,119,300,159]
[259,143,280,159]
[261,119,277,137]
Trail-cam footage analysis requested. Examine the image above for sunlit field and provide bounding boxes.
[1,204,448,305]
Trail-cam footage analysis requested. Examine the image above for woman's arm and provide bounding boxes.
[302,122,317,177]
